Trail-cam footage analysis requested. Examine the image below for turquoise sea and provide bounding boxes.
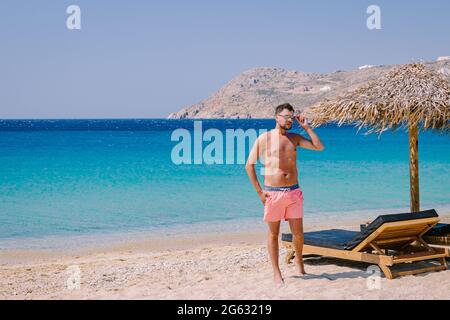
[0,119,449,249]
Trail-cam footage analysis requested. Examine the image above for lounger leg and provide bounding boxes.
[286,249,295,265]
[439,257,448,270]
[378,264,394,280]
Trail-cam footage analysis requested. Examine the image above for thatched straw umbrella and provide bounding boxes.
[304,63,449,213]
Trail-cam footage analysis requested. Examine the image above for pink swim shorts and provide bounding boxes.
[263,185,304,222]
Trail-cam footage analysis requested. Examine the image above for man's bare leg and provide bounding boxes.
[267,221,284,284]
[288,218,306,275]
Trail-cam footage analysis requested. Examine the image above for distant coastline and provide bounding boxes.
[168,60,450,120]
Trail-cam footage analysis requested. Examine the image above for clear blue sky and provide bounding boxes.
[1,0,449,119]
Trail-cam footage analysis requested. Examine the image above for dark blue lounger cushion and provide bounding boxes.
[424,223,450,236]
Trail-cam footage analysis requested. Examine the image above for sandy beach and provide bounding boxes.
[1,214,449,300]
[2,0,450,303]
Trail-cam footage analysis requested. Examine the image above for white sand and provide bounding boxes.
[1,215,449,300]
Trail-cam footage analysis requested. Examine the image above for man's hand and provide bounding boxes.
[258,190,271,205]
[295,115,311,130]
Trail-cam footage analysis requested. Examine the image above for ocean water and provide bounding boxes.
[0,119,449,249]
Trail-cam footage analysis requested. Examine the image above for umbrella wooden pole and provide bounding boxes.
[409,123,420,213]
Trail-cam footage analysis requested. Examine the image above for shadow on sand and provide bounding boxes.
[287,256,450,280]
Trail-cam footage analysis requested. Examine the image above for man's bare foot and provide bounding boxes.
[295,259,307,275]
[274,273,285,285]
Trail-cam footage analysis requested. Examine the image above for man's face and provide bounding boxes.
[276,109,295,130]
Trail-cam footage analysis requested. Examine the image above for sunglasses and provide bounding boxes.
[277,114,296,121]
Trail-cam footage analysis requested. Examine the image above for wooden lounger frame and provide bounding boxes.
[423,235,450,246]
[282,217,449,279]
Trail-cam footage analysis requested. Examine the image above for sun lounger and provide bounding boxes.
[281,209,449,279]
[361,221,450,246]
[423,223,450,246]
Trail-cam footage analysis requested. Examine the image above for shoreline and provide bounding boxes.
[2,204,450,249]
[0,211,449,299]
[1,210,449,265]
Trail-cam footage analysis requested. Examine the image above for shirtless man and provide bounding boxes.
[245,103,325,284]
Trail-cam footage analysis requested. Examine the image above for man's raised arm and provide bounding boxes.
[295,115,325,151]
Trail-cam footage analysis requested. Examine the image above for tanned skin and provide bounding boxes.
[246,108,324,284]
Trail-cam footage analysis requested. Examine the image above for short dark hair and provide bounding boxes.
[275,103,295,115]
